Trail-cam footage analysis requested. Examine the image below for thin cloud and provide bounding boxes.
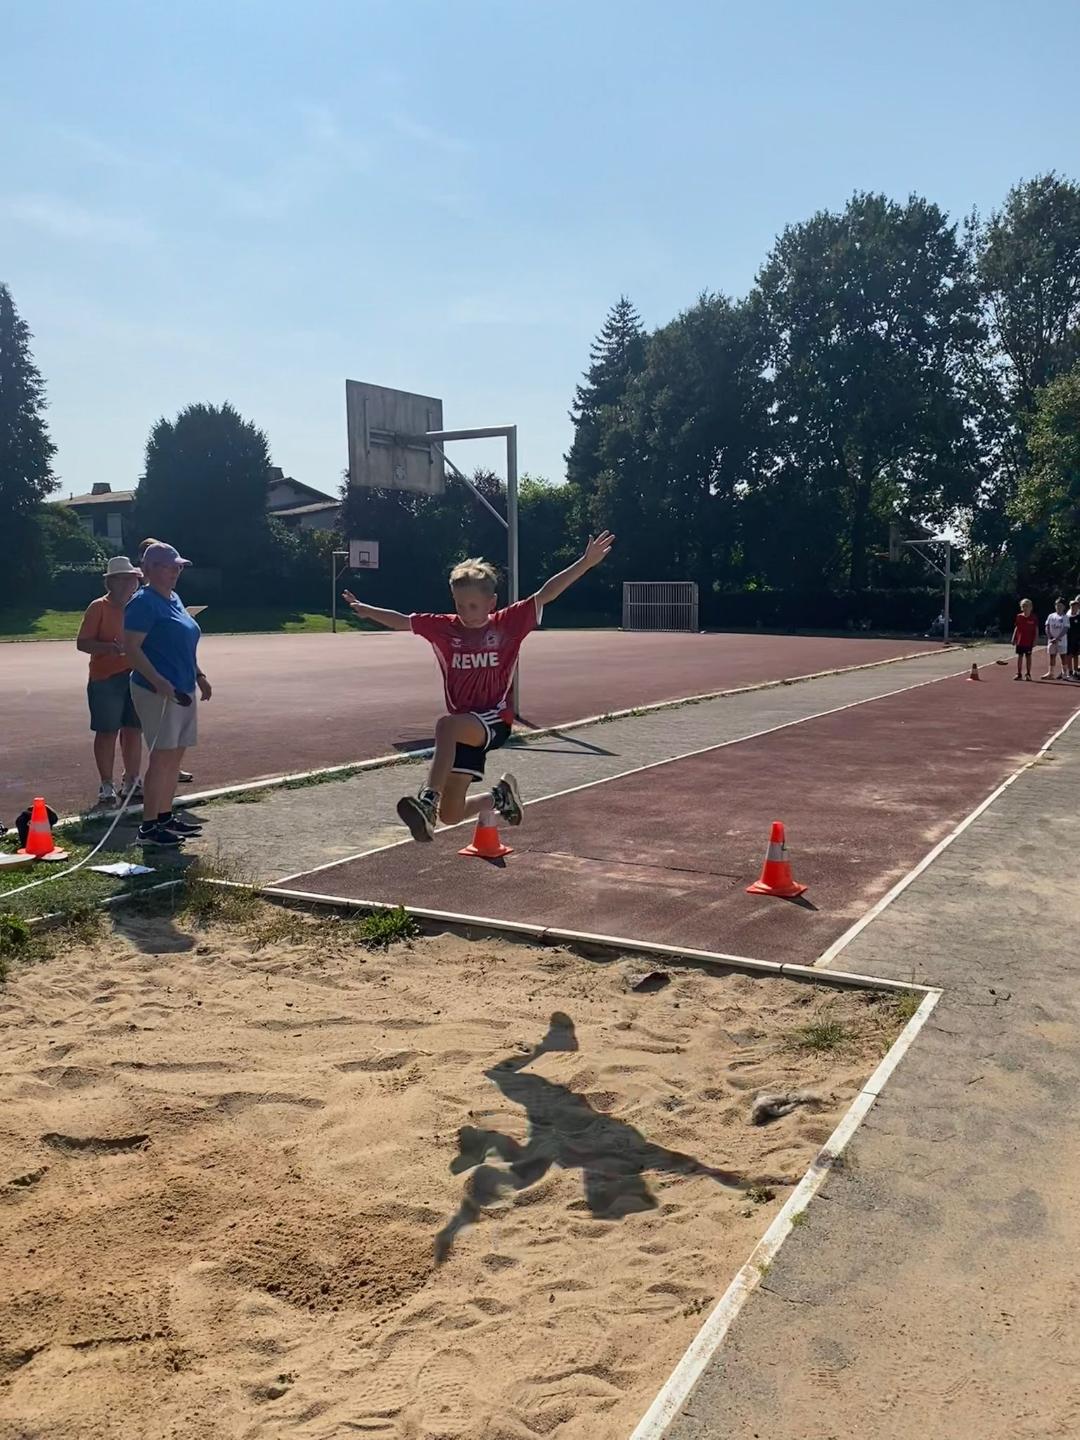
[50,125,146,171]
[3,194,154,246]
[392,112,471,155]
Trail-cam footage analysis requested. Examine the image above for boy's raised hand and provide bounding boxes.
[342,590,365,615]
[583,531,615,569]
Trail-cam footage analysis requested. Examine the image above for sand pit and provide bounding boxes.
[0,898,904,1439]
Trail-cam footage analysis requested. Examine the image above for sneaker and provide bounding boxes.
[178,770,193,783]
[491,772,524,827]
[119,776,143,803]
[96,782,118,807]
[396,792,437,842]
[1025,673,1032,681]
[138,823,184,850]
[1014,674,1023,681]
[161,813,203,837]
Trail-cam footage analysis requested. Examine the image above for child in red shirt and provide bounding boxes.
[343,531,614,840]
[1012,598,1038,680]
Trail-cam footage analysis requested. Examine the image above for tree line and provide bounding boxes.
[3,171,1079,620]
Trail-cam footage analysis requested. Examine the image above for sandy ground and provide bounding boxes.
[0,904,901,1440]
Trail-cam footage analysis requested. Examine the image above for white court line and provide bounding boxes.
[269,660,972,887]
[627,988,941,1440]
[814,700,1080,969]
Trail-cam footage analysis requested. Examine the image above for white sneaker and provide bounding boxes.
[119,776,143,802]
[97,782,118,807]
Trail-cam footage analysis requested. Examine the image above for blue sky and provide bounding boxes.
[3,0,1079,501]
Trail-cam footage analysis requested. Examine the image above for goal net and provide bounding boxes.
[622,581,699,632]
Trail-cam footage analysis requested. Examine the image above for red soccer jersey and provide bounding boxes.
[1014,613,1038,648]
[410,597,541,722]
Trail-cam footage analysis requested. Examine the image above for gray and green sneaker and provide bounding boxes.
[397,789,438,842]
[491,773,524,827]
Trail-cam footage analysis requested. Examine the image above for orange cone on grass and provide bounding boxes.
[967,662,981,682]
[746,821,806,898]
[459,814,512,859]
[18,797,66,860]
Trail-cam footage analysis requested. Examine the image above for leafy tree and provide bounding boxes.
[1011,362,1080,586]
[38,503,110,568]
[975,174,1080,415]
[0,284,58,602]
[134,402,274,583]
[599,293,768,590]
[755,193,984,590]
[565,296,646,503]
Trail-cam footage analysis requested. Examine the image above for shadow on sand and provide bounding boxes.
[435,1011,754,1262]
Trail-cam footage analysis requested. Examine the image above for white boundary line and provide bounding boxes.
[813,700,1080,969]
[269,660,973,887]
[58,643,961,829]
[627,987,941,1440]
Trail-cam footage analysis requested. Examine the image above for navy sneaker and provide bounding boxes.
[138,823,183,850]
[396,791,437,842]
[491,773,524,827]
[162,813,203,837]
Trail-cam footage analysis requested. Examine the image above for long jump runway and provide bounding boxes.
[271,672,1079,966]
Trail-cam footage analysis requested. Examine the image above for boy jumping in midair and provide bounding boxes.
[343,531,614,841]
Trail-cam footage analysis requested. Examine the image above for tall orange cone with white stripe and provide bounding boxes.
[746,821,806,898]
[18,797,67,860]
[967,662,981,682]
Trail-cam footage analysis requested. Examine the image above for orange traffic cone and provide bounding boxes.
[18,797,68,861]
[459,815,513,859]
[746,821,806,898]
[967,662,981,682]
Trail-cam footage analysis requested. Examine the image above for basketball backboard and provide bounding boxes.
[349,539,379,570]
[345,380,445,495]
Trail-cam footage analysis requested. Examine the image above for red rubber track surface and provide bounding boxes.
[1,630,938,818]
[270,671,1078,967]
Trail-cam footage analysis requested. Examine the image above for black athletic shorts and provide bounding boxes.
[1016,644,1033,656]
[1069,631,1080,656]
[452,709,512,781]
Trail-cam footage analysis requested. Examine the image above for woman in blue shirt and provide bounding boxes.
[124,542,212,849]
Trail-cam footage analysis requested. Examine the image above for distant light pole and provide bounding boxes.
[331,549,349,632]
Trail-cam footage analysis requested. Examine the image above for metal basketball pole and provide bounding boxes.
[425,424,520,714]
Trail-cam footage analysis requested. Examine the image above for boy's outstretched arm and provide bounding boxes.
[341,590,413,631]
[535,531,615,607]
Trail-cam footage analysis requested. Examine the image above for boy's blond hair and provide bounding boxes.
[1020,597,1033,610]
[449,558,498,595]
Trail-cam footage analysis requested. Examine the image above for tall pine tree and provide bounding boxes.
[0,283,58,601]
[565,296,646,506]
[0,283,57,511]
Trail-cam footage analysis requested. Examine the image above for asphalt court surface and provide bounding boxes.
[2,630,939,818]
[270,669,1080,965]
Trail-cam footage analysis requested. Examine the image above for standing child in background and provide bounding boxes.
[1067,597,1080,680]
[1043,597,1070,680]
[342,532,615,841]
[1012,598,1038,681]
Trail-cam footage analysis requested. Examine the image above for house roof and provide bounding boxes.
[59,490,136,507]
[273,500,342,517]
[267,473,337,505]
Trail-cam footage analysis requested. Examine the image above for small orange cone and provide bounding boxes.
[459,816,513,859]
[18,797,68,861]
[746,821,806,898]
[967,662,981,682]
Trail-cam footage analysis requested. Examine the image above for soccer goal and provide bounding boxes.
[622,581,699,632]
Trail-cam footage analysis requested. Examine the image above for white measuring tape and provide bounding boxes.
[4,691,180,902]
